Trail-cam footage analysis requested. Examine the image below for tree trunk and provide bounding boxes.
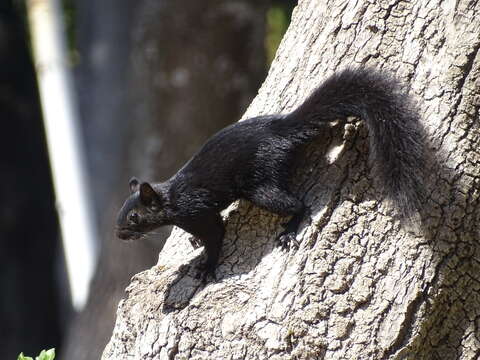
[102,0,480,359]
[0,2,62,357]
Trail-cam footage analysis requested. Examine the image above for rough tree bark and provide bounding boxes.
[103,0,480,359]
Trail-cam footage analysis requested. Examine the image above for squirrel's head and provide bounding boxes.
[116,177,169,241]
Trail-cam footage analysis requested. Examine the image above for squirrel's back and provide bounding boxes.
[174,68,425,218]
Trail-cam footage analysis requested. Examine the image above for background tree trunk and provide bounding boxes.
[0,2,62,357]
[102,0,480,359]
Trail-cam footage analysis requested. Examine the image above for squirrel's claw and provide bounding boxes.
[276,230,299,250]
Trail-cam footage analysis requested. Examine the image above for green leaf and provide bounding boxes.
[36,349,55,360]
[17,353,33,360]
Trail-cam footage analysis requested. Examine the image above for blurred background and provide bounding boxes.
[0,0,295,358]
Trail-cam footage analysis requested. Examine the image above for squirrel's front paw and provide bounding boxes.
[189,236,202,249]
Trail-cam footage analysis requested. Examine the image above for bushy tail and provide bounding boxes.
[285,68,426,217]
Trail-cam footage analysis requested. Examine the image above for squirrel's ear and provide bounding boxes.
[139,182,160,205]
[129,177,140,193]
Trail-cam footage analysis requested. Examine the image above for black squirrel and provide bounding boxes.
[116,68,425,279]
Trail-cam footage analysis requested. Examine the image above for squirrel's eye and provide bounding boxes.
[129,212,139,224]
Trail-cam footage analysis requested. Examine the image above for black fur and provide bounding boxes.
[116,68,425,278]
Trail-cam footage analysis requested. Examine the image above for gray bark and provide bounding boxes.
[103,0,480,359]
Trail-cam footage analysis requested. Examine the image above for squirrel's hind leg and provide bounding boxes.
[243,185,307,249]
